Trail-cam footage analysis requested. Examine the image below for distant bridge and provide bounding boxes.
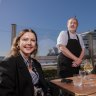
[36,56,57,64]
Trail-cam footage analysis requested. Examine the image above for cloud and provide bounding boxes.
[38,38,56,56]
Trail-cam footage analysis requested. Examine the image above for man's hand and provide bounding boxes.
[72,58,82,67]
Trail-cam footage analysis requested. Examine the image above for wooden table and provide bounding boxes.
[51,74,96,96]
[88,92,96,96]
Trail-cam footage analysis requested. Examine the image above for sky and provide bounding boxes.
[0,0,96,56]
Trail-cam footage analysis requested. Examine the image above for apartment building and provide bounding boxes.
[80,30,96,65]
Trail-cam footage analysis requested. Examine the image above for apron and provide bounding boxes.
[57,31,82,78]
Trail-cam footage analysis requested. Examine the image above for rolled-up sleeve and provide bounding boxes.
[56,31,68,48]
[78,35,85,49]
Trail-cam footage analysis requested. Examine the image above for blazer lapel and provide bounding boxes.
[16,54,32,82]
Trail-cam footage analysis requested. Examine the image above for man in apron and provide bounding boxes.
[57,17,85,78]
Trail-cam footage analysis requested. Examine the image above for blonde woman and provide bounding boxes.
[0,29,51,96]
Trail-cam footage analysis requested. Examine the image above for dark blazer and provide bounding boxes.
[0,54,48,96]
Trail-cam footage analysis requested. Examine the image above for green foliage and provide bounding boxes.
[43,69,57,80]
[43,69,60,96]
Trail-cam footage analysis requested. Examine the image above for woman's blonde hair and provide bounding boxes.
[7,29,38,57]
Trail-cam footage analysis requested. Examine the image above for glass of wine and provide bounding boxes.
[83,59,93,79]
[84,59,93,74]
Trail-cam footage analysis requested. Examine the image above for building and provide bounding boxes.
[80,30,96,65]
[80,30,96,55]
[0,56,4,62]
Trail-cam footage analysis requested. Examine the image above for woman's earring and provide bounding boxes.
[17,45,19,49]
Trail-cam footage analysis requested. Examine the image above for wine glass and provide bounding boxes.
[80,63,85,71]
[83,59,93,79]
[84,59,93,74]
[79,63,86,81]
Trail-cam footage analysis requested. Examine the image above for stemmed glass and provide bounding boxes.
[79,63,86,80]
[83,59,93,79]
[84,59,93,74]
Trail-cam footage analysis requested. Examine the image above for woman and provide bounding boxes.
[57,17,85,78]
[0,29,50,96]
